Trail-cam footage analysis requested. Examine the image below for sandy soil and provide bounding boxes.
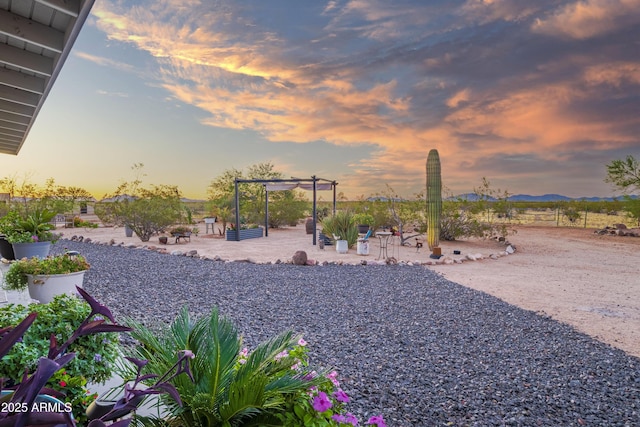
[57,222,640,359]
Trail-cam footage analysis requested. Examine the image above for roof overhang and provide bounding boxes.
[0,0,95,155]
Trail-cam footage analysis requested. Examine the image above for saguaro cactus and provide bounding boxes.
[426,149,442,253]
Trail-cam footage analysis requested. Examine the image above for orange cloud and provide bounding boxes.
[89,1,639,197]
[532,0,640,39]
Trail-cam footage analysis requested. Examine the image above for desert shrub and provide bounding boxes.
[622,196,640,226]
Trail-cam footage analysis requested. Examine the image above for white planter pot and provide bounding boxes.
[26,270,86,304]
[357,238,369,255]
[336,240,348,254]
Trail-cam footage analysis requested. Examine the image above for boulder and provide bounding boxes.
[292,250,308,266]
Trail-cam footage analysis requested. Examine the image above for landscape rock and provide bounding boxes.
[292,250,308,265]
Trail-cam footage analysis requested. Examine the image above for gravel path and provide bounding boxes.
[55,241,639,426]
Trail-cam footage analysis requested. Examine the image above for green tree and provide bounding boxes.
[622,196,640,226]
[605,155,640,194]
[0,175,93,217]
[96,164,184,241]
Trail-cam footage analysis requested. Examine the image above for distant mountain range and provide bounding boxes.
[454,193,638,202]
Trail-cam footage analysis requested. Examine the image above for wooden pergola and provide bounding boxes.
[233,176,337,245]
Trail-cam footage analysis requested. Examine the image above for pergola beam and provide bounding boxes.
[36,0,81,17]
[0,44,54,77]
[0,9,64,53]
[0,67,46,94]
[0,100,35,117]
[0,85,41,107]
[0,119,28,131]
[0,112,32,125]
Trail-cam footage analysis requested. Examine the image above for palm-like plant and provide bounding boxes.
[122,308,324,427]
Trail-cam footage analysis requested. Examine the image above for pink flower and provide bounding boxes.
[298,338,307,346]
[327,370,340,386]
[239,348,248,357]
[311,391,333,412]
[367,415,386,427]
[303,370,318,381]
[345,413,359,425]
[333,414,346,423]
[275,350,289,361]
[334,389,350,403]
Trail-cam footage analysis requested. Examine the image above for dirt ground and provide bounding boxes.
[57,222,640,359]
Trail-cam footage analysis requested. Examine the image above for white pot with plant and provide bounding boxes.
[2,252,90,303]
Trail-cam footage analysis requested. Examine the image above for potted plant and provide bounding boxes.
[352,213,375,234]
[2,209,60,259]
[0,293,122,424]
[321,211,358,249]
[2,252,90,303]
[0,211,19,260]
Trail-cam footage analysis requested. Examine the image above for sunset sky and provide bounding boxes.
[1,0,639,200]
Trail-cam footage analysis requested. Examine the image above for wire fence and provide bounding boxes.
[494,209,636,229]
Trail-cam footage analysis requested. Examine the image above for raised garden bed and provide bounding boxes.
[226,227,264,241]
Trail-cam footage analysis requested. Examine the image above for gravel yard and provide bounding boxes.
[56,240,639,426]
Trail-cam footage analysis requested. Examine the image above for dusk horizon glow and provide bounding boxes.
[1,0,639,200]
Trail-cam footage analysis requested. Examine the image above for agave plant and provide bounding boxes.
[121,307,326,427]
[320,211,359,248]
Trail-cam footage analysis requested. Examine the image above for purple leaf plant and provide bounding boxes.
[0,286,194,427]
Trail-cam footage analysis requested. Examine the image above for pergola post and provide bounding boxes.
[234,179,240,241]
[264,185,269,237]
[312,175,317,246]
[333,181,337,215]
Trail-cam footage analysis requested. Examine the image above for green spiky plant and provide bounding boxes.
[426,149,442,254]
[119,307,328,427]
[321,211,359,248]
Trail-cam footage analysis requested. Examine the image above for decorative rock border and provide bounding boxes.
[594,224,640,236]
[66,235,517,267]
